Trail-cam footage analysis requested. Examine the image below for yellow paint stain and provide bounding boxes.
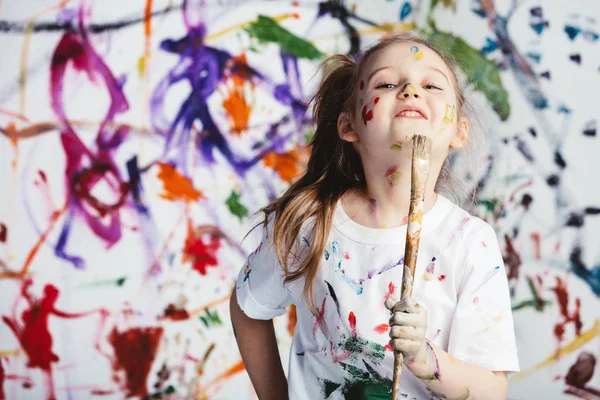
[205,13,299,42]
[380,224,388,228]
[482,310,504,332]
[388,170,402,183]
[442,104,456,125]
[0,349,21,356]
[412,51,424,60]
[448,353,456,364]
[138,56,146,77]
[390,142,403,151]
[422,273,433,281]
[410,209,423,223]
[263,148,309,183]
[157,162,204,202]
[512,319,600,381]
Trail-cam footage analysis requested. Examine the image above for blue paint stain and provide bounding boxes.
[565,25,580,40]
[571,247,600,296]
[399,2,412,21]
[530,21,549,35]
[324,249,330,260]
[481,38,498,55]
[525,52,542,64]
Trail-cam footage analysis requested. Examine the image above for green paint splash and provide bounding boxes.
[199,309,222,328]
[245,15,324,60]
[426,31,510,121]
[226,190,248,222]
[340,335,386,362]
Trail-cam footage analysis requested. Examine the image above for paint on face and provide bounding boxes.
[384,165,402,187]
[361,105,374,126]
[359,80,365,90]
[390,141,403,151]
[359,98,364,106]
[374,97,380,104]
[0,223,6,243]
[410,45,424,60]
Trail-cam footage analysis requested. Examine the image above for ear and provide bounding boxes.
[450,117,469,148]
[337,112,360,143]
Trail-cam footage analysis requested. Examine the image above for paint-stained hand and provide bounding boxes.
[385,298,428,363]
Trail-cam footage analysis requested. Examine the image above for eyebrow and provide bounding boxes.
[365,65,452,86]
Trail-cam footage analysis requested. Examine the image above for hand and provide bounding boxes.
[385,298,428,364]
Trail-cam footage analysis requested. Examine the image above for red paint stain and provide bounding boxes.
[162,304,189,321]
[183,221,221,275]
[38,170,47,183]
[438,274,446,281]
[90,389,116,396]
[385,344,393,352]
[359,80,365,90]
[108,326,163,398]
[1,279,101,400]
[361,105,373,126]
[551,277,582,343]
[374,97,380,104]
[482,241,487,247]
[313,296,327,339]
[530,232,541,260]
[0,223,6,243]
[343,252,350,260]
[503,235,522,282]
[348,312,357,337]
[374,323,389,334]
[384,281,396,303]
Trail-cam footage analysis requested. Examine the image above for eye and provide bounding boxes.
[424,84,442,90]
[376,83,397,89]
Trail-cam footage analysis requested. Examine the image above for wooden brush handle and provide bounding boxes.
[391,135,432,400]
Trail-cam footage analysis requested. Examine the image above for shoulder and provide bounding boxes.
[438,195,499,245]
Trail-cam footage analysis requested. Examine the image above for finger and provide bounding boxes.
[389,310,424,327]
[389,338,421,355]
[391,298,420,313]
[389,325,419,340]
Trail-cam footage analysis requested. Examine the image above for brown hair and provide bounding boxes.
[260,32,471,314]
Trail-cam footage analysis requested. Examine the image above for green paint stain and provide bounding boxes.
[323,380,342,398]
[340,335,386,362]
[426,31,510,121]
[199,309,223,328]
[116,277,127,286]
[476,198,499,213]
[245,15,324,60]
[390,142,403,151]
[304,128,315,144]
[512,299,552,312]
[226,191,248,222]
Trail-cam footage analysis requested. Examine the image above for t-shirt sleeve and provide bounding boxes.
[235,217,294,320]
[447,222,520,372]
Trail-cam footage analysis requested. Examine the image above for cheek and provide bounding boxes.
[360,97,381,127]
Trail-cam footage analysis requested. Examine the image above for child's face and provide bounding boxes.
[338,41,468,167]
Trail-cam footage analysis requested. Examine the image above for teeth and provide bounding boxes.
[399,111,423,117]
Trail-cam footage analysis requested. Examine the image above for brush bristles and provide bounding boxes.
[412,135,433,161]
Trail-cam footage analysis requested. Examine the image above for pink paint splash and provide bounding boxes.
[348,312,357,337]
[343,252,351,260]
[374,324,389,334]
[1,279,104,400]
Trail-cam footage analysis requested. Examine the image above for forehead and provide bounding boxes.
[361,41,451,77]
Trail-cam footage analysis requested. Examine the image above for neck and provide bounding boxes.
[342,161,440,229]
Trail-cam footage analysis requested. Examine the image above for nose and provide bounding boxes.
[398,82,419,99]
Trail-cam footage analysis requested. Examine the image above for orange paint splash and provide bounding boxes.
[204,360,246,389]
[157,162,203,202]
[263,148,309,183]
[221,54,253,135]
[287,304,297,337]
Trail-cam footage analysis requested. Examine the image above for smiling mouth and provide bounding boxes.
[396,110,426,119]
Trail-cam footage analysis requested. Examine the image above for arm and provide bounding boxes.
[230,289,288,400]
[407,339,508,400]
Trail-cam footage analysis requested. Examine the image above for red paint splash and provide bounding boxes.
[0,223,6,243]
[108,326,163,398]
[374,97,380,104]
[503,235,522,282]
[348,312,357,337]
[383,281,396,303]
[183,221,221,275]
[551,277,582,343]
[361,105,374,126]
[1,279,101,400]
[438,275,446,281]
[374,323,389,334]
[162,304,189,321]
[385,344,393,352]
[359,80,365,90]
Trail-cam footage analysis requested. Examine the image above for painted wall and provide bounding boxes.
[0,0,599,399]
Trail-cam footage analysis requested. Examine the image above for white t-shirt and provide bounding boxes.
[236,194,519,400]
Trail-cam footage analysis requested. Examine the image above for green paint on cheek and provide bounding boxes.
[390,142,403,151]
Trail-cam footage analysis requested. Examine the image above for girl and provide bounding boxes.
[230,33,519,400]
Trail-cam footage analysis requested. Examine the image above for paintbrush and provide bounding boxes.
[391,134,433,400]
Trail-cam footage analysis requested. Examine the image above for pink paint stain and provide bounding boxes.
[374,324,389,334]
[482,241,487,247]
[348,312,357,337]
[361,105,374,126]
[402,215,409,225]
[312,296,327,339]
[343,252,350,260]
[473,296,479,306]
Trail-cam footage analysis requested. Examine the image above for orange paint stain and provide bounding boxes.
[287,304,297,337]
[221,54,253,135]
[204,360,246,389]
[263,148,309,183]
[157,162,204,202]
